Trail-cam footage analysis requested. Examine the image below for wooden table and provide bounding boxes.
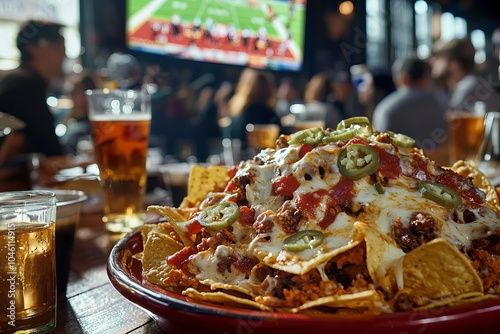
[55,213,164,334]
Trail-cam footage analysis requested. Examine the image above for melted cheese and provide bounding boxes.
[190,136,500,289]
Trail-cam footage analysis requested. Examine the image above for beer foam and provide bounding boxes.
[89,113,151,121]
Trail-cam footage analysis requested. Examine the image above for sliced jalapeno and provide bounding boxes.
[418,181,462,208]
[288,127,325,146]
[388,131,415,148]
[322,127,357,143]
[283,230,324,252]
[199,202,241,231]
[336,116,373,137]
[374,181,386,194]
[337,144,380,179]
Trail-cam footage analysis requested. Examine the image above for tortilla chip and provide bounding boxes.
[415,292,497,310]
[207,283,256,298]
[182,287,273,311]
[147,206,193,246]
[354,222,405,292]
[290,290,382,313]
[181,165,230,208]
[142,231,183,287]
[450,160,500,211]
[393,238,483,299]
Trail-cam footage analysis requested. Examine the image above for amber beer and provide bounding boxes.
[0,191,56,333]
[447,112,485,163]
[246,124,280,151]
[90,115,151,233]
[87,89,151,233]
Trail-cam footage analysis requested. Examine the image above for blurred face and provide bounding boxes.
[29,38,66,78]
[429,54,449,81]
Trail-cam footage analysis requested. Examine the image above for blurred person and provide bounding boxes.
[192,81,234,162]
[0,20,66,159]
[59,72,97,155]
[430,37,500,113]
[357,68,396,121]
[326,68,365,124]
[303,73,342,129]
[105,52,143,90]
[372,55,447,150]
[225,68,281,151]
[0,20,89,189]
[275,76,302,118]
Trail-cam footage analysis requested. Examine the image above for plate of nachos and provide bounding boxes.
[108,117,500,334]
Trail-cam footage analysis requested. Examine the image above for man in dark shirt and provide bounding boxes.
[0,20,69,189]
[0,20,66,158]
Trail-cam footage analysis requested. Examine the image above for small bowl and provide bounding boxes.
[53,189,88,294]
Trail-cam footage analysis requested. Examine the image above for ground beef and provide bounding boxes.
[325,243,371,288]
[275,135,289,149]
[469,248,500,292]
[392,212,439,253]
[253,213,274,235]
[233,173,251,206]
[276,201,301,234]
[163,269,199,288]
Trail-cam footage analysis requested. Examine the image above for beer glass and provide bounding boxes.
[447,111,485,164]
[0,190,57,333]
[86,89,151,233]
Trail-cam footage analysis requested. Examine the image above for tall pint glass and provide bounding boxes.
[447,111,485,164]
[0,190,57,333]
[86,89,151,233]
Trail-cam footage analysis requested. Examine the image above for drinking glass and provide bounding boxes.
[86,89,151,233]
[447,111,485,164]
[477,111,500,186]
[0,190,57,333]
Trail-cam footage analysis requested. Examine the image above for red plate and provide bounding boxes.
[107,229,500,334]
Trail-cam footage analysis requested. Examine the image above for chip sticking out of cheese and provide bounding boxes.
[391,238,483,299]
[181,165,230,208]
[142,231,183,287]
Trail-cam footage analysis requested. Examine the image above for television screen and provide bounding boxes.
[126,0,307,72]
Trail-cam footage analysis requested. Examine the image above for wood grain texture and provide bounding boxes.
[55,213,163,334]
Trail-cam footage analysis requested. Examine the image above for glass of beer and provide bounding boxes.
[245,123,280,153]
[0,190,57,333]
[86,89,151,233]
[447,111,485,164]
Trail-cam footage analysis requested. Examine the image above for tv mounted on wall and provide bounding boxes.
[126,0,307,72]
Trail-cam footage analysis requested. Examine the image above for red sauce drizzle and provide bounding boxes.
[272,175,300,198]
[299,144,314,158]
[239,206,255,225]
[371,145,402,179]
[435,171,484,205]
[407,153,431,180]
[297,190,326,217]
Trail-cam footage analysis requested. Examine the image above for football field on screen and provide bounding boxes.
[127,0,305,54]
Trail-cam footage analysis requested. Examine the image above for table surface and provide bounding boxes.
[56,212,164,334]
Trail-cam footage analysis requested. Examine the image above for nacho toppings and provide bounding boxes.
[141,118,500,315]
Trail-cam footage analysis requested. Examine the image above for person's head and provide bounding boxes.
[105,52,143,89]
[228,68,276,116]
[277,77,299,103]
[393,55,432,89]
[330,69,353,101]
[16,20,66,80]
[430,38,475,84]
[304,73,331,103]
